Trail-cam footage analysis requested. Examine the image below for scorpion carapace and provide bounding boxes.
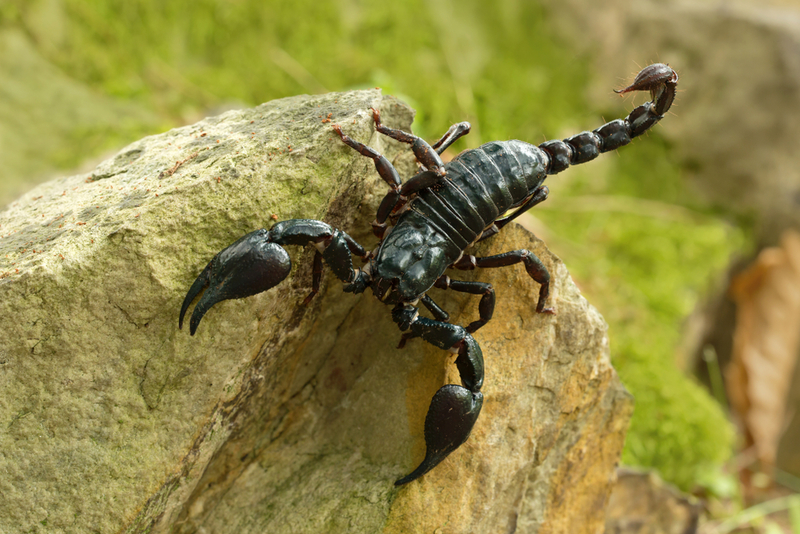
[178,63,678,486]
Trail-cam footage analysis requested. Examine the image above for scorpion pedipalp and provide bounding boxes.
[392,314,484,486]
[180,221,369,335]
[179,229,292,335]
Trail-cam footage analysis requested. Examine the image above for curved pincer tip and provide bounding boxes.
[395,384,484,486]
[179,260,212,331]
[178,228,292,335]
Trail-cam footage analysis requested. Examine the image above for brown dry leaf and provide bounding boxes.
[727,230,800,468]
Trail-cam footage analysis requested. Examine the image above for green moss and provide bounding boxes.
[8,0,746,492]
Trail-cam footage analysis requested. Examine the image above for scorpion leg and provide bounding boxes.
[390,121,487,201]
[453,250,555,314]
[479,185,549,242]
[433,275,495,334]
[333,124,401,190]
[370,107,446,176]
[431,121,471,155]
[392,306,484,486]
[334,123,408,239]
[179,219,370,335]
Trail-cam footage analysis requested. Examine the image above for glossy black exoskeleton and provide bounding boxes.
[179,64,678,486]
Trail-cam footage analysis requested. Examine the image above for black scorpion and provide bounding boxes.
[179,64,678,486]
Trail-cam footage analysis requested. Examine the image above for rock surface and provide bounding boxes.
[0,90,632,533]
[604,468,702,534]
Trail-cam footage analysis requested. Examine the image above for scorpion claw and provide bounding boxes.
[179,229,292,335]
[395,319,485,486]
[395,384,483,486]
[179,261,212,332]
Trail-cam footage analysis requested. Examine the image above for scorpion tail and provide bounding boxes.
[179,228,292,335]
[539,63,678,175]
[394,315,485,486]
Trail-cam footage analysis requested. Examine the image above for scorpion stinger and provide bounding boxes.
[179,63,679,486]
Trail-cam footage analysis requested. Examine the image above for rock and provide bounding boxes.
[604,468,702,534]
[0,90,632,533]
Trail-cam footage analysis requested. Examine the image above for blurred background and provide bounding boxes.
[1,0,799,531]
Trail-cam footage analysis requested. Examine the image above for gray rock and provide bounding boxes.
[0,90,631,533]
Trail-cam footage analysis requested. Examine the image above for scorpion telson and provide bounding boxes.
[179,63,678,486]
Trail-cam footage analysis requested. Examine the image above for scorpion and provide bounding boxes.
[178,63,678,486]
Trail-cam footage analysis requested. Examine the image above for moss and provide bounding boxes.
[13,0,587,145]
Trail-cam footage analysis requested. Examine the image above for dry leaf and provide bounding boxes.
[727,229,800,468]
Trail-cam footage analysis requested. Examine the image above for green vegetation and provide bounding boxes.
[2,0,745,491]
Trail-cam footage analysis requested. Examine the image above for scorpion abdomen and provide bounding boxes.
[444,141,548,227]
[412,140,548,240]
[372,140,550,301]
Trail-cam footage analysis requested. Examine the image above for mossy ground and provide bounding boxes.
[1,0,745,492]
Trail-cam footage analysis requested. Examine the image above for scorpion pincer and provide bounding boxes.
[179,63,678,486]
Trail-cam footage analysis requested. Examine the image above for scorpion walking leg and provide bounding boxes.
[333,123,404,238]
[454,250,555,314]
[370,107,446,176]
[479,185,549,242]
[433,275,495,334]
[338,111,468,238]
[179,219,370,335]
[431,121,471,155]
[392,306,484,486]
[393,121,474,200]
[333,124,401,190]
